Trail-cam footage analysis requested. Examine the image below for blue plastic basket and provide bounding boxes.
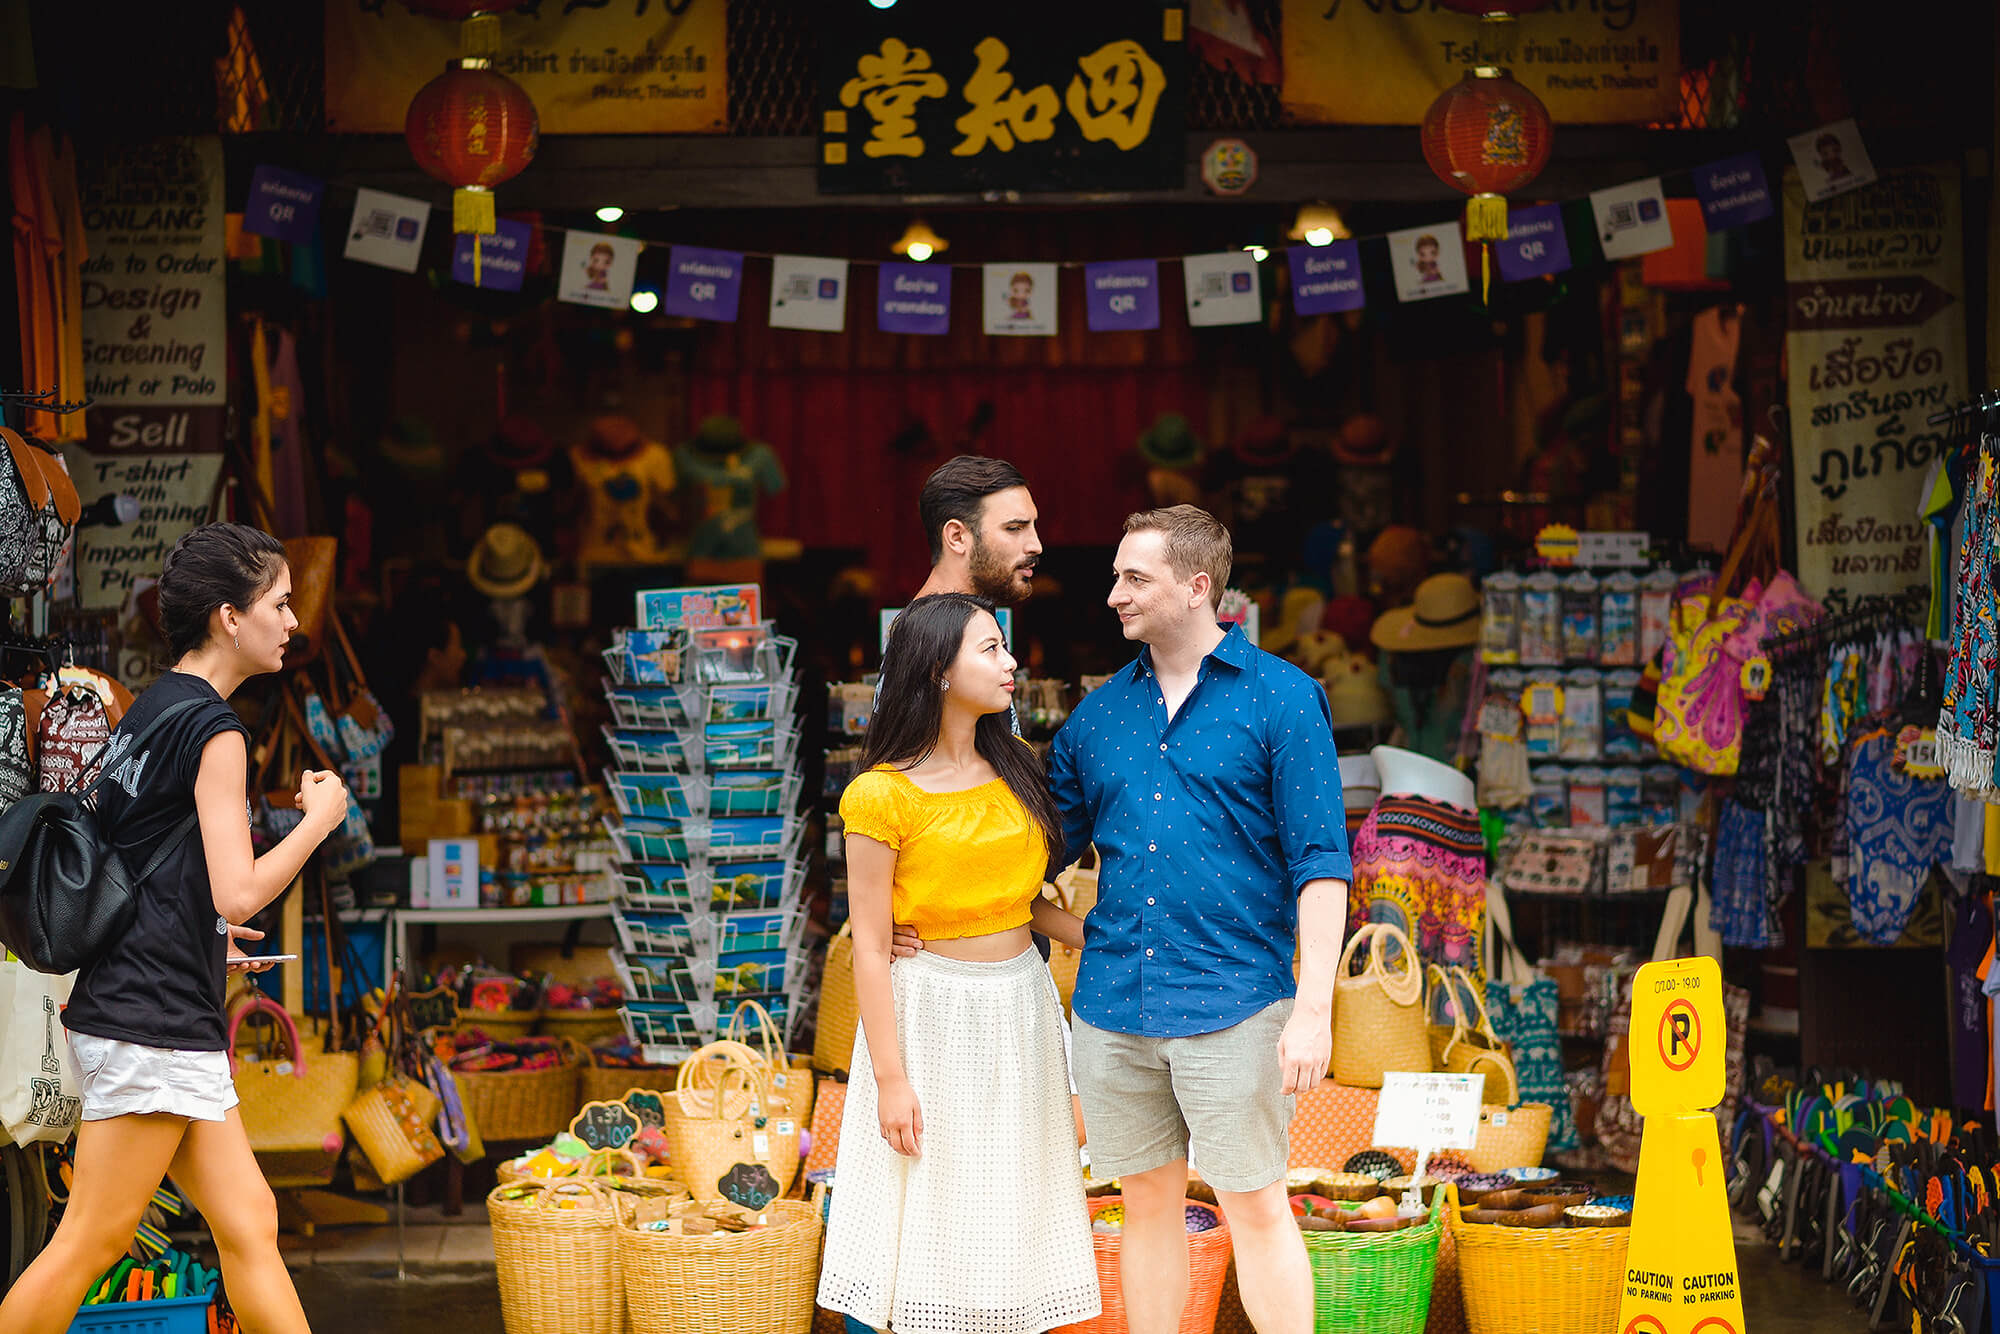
[68,1294,213,1334]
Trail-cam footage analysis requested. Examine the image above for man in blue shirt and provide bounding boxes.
[1049,505,1351,1334]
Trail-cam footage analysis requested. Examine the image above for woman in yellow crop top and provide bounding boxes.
[817,594,1099,1334]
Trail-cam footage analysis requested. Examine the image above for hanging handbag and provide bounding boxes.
[0,687,34,808]
[1427,962,1519,1106]
[1653,456,1782,776]
[1480,884,1579,1152]
[0,698,208,974]
[1046,850,1098,1017]
[14,434,79,593]
[229,990,358,1186]
[341,991,444,1187]
[285,685,375,879]
[36,683,108,794]
[0,428,60,595]
[1331,922,1431,1088]
[328,610,393,801]
[0,960,81,1144]
[810,920,859,1075]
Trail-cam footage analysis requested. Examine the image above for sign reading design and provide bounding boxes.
[819,3,1187,195]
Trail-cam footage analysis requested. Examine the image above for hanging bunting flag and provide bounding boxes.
[343,187,430,273]
[877,262,951,335]
[1288,241,1364,315]
[243,165,324,244]
[664,244,744,322]
[983,262,1058,335]
[451,218,531,292]
[1788,118,1877,203]
[1693,152,1775,230]
[557,231,642,309]
[1590,177,1675,260]
[1182,251,1261,326]
[1494,204,1571,284]
[770,255,851,332]
[1388,222,1469,302]
[1085,259,1161,332]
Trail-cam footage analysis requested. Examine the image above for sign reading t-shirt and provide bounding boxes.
[1694,152,1775,230]
[243,165,323,244]
[877,262,951,335]
[1288,241,1364,315]
[1495,204,1571,283]
[451,218,531,292]
[665,245,743,323]
[1085,259,1160,332]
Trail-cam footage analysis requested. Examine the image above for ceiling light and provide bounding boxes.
[893,219,947,261]
[628,289,660,314]
[1242,245,1269,263]
[869,0,898,8]
[1288,203,1351,245]
[596,206,625,223]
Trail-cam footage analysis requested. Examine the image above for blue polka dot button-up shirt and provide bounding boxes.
[1048,624,1352,1039]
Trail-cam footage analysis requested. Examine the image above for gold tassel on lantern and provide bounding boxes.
[1465,192,1509,302]
[456,186,496,286]
[460,14,502,60]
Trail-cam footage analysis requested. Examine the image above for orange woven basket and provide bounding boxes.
[1054,1196,1233,1334]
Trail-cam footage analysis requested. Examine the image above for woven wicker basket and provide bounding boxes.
[1449,1188,1629,1334]
[459,1011,541,1042]
[489,1178,630,1334]
[1332,924,1431,1088]
[665,1044,800,1203]
[810,923,859,1074]
[581,1063,675,1109]
[725,1001,815,1126]
[1301,1194,1444,1334]
[457,1043,585,1143]
[1465,1103,1552,1173]
[541,1009,628,1044]
[1054,1197,1232,1334]
[341,1075,444,1187]
[617,1191,825,1334]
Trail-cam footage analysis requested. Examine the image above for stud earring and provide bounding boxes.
[234,635,240,650]
[940,679,950,692]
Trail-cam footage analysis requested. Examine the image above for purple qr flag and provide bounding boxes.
[877,263,951,335]
[1693,153,1775,230]
[1494,204,1572,283]
[665,246,743,322]
[1288,242,1365,315]
[244,165,324,243]
[450,218,532,291]
[1084,260,1160,332]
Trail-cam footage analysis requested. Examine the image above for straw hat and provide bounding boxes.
[1369,573,1481,653]
[467,522,547,599]
[1261,587,1324,656]
[1323,651,1393,729]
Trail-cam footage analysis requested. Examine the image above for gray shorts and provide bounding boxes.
[1071,998,1293,1194]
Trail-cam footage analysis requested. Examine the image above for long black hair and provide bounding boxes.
[863,593,1064,862]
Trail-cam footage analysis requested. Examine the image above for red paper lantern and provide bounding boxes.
[406,60,538,216]
[1421,66,1553,296]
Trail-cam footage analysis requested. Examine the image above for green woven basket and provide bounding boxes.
[1302,1193,1445,1334]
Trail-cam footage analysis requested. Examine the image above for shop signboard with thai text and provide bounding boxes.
[325,0,727,135]
[817,2,1188,195]
[1783,165,1966,614]
[1282,0,1679,126]
[69,137,226,612]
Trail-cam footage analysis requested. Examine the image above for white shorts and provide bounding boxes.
[68,1031,238,1123]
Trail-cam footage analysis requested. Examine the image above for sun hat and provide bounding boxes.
[467,522,547,599]
[1324,654,1394,730]
[1234,416,1294,467]
[1370,744,1476,810]
[1369,572,1482,653]
[1137,412,1203,468]
[1332,413,1394,466]
[1365,525,1431,596]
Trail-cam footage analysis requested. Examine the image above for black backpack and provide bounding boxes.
[0,698,208,974]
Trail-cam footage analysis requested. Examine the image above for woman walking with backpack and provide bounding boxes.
[0,523,349,1334]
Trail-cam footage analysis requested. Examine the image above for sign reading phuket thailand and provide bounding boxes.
[818,3,1188,194]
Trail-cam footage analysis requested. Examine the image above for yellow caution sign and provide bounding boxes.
[1616,960,1744,1334]
[1616,957,1746,1334]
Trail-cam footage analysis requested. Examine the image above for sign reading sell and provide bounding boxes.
[1281,0,1681,126]
[324,0,727,135]
[818,2,1188,195]
[68,137,226,614]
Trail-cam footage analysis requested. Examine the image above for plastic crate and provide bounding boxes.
[68,1294,214,1334]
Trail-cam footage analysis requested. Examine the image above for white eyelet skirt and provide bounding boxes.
[817,948,1100,1334]
[69,1031,238,1123]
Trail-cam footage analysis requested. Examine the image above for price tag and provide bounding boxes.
[1576,530,1652,568]
[773,1072,789,1089]
[775,1120,796,1136]
[1371,1072,1485,1151]
[753,1132,771,1158]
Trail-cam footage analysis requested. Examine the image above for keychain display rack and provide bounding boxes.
[599,586,810,1063]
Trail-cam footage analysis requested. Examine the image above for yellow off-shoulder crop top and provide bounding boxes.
[837,766,1047,940]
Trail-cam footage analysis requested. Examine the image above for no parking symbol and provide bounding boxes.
[1659,998,1701,1072]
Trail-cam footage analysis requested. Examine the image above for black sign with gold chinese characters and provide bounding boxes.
[817,2,1188,195]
